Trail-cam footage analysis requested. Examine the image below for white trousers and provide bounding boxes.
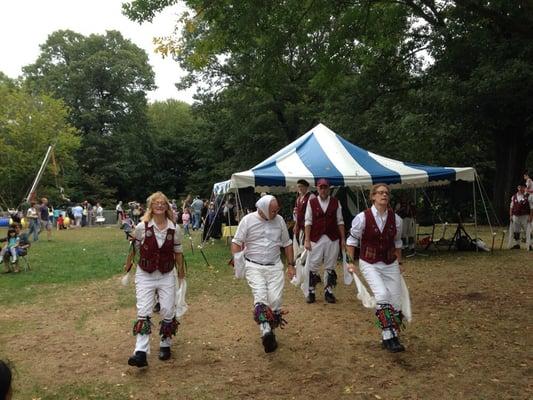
[359,259,402,310]
[134,267,176,353]
[359,259,402,340]
[512,215,529,233]
[308,235,339,276]
[245,260,284,311]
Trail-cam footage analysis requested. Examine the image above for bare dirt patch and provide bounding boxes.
[1,251,532,399]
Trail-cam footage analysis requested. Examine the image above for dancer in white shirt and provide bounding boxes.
[304,178,345,303]
[232,195,295,353]
[346,183,407,353]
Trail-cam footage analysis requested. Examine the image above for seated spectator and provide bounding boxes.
[0,227,20,273]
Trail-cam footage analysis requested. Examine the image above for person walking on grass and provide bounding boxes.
[346,183,407,353]
[39,197,52,241]
[26,201,40,242]
[231,195,296,353]
[128,191,185,368]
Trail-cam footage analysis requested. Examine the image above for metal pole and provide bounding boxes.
[24,145,54,203]
[473,180,478,251]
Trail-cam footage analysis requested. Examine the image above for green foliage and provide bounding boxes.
[120,0,532,219]
[146,99,204,197]
[23,30,156,202]
[0,82,80,207]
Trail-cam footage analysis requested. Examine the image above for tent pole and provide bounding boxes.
[473,180,478,251]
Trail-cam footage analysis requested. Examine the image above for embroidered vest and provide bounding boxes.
[511,194,530,216]
[309,197,340,242]
[139,222,175,274]
[295,192,311,230]
[360,208,397,264]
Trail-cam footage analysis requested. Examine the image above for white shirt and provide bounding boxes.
[347,205,403,249]
[26,207,38,220]
[509,192,533,210]
[134,218,183,253]
[232,212,292,264]
[304,196,344,226]
[526,178,533,193]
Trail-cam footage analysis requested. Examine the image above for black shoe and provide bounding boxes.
[153,302,161,313]
[382,339,392,351]
[382,338,400,353]
[511,244,521,250]
[306,292,316,304]
[390,337,405,352]
[324,291,336,304]
[262,332,278,353]
[158,346,171,361]
[128,351,148,367]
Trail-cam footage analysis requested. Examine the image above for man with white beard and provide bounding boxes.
[231,195,296,353]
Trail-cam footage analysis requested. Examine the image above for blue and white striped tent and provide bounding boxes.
[213,123,475,194]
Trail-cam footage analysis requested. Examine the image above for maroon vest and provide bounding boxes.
[295,192,311,230]
[309,197,340,242]
[139,222,176,274]
[360,208,397,264]
[511,194,530,216]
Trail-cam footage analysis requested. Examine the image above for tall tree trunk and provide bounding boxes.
[492,126,529,224]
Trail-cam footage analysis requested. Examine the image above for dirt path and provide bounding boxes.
[1,258,531,399]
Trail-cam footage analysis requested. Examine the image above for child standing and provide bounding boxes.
[57,214,66,230]
[0,228,20,273]
[182,207,191,236]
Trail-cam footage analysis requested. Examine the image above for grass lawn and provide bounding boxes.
[0,224,531,399]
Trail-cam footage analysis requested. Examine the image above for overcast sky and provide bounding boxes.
[0,0,195,103]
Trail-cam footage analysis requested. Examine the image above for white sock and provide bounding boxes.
[259,322,271,336]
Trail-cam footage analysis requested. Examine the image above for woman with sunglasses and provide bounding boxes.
[346,183,407,353]
[128,191,185,367]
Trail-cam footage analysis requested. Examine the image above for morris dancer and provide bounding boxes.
[293,179,315,245]
[303,178,345,303]
[509,183,532,250]
[346,183,406,353]
[231,195,295,353]
[128,191,185,367]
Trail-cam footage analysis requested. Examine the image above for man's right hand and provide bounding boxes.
[304,239,312,251]
[347,263,357,273]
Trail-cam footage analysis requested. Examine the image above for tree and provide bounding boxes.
[146,99,204,197]
[0,80,80,208]
[23,30,156,202]
[123,1,532,220]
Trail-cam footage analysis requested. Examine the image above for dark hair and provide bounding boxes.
[7,228,16,237]
[0,360,12,400]
[297,179,310,187]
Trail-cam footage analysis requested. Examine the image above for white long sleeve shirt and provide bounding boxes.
[347,205,403,249]
[134,219,183,253]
